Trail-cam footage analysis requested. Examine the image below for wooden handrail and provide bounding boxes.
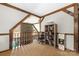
[0,3,41,18]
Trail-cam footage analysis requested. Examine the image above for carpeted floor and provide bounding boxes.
[0,39,79,56]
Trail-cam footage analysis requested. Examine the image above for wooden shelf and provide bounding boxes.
[45,23,57,48]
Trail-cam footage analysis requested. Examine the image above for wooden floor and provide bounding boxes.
[0,39,79,56]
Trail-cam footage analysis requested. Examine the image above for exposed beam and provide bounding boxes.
[9,31,13,49]
[78,8,79,14]
[62,9,74,16]
[32,23,39,24]
[74,4,79,52]
[0,3,75,18]
[22,23,39,25]
[41,3,75,17]
[39,17,45,32]
[0,33,9,36]
[39,18,41,32]
[40,17,45,23]
[78,8,79,11]
[32,24,39,40]
[10,14,31,31]
[32,24,39,33]
[0,3,41,18]
[23,22,40,25]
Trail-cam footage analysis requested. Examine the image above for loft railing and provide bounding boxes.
[12,32,33,49]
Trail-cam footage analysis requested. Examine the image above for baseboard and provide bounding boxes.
[0,49,11,53]
[65,48,75,52]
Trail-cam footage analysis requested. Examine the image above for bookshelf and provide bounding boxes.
[44,22,57,48]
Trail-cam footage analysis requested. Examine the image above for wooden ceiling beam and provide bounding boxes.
[40,17,45,23]
[39,17,45,32]
[10,14,31,31]
[0,3,76,18]
[32,23,39,24]
[41,3,75,17]
[62,9,74,16]
[24,23,39,24]
[0,3,41,18]
[32,24,39,33]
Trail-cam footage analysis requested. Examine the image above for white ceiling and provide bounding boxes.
[10,3,72,16]
[23,15,39,24]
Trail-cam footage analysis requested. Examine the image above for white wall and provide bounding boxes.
[41,11,74,33]
[0,35,9,51]
[66,35,74,51]
[0,5,26,51]
[41,9,74,50]
[0,5,27,33]
[34,24,40,32]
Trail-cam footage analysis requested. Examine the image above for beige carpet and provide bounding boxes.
[0,39,79,56]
